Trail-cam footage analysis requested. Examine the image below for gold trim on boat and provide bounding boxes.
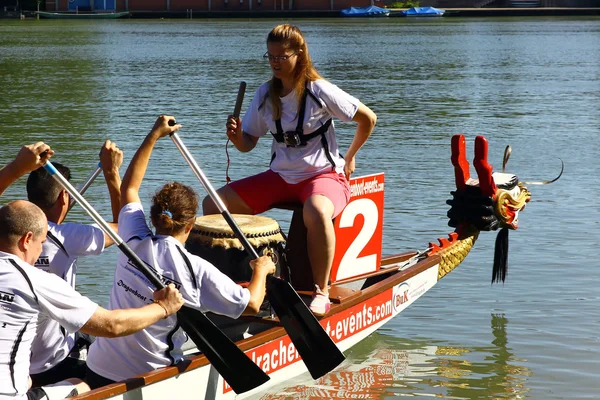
[437,228,480,280]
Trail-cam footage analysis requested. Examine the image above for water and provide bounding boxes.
[1,16,599,399]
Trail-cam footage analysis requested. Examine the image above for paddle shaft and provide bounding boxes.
[171,132,259,258]
[68,162,102,211]
[45,161,165,288]
[42,161,269,393]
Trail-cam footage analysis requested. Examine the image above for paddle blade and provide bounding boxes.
[177,306,269,393]
[266,276,345,379]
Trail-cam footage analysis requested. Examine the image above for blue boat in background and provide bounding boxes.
[340,5,391,17]
[401,6,445,16]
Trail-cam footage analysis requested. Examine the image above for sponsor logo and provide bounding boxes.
[35,256,50,271]
[223,289,395,394]
[0,291,15,304]
[117,280,148,302]
[392,283,410,313]
[325,292,394,343]
[125,260,182,290]
[349,176,385,197]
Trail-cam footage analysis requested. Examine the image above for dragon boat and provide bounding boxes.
[72,134,533,400]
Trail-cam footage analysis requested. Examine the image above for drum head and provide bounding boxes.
[190,214,284,249]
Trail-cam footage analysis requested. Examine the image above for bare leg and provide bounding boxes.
[303,194,335,295]
[40,377,90,399]
[202,185,254,215]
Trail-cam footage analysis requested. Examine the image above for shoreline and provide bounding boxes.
[3,7,600,19]
[108,7,600,18]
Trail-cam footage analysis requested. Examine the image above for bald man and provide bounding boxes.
[26,141,123,387]
[0,200,184,400]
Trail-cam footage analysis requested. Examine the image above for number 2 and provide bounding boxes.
[336,198,379,280]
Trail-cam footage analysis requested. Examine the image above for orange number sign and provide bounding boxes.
[331,173,384,282]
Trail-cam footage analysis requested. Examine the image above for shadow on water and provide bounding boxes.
[258,313,530,399]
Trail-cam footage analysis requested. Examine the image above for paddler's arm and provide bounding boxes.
[0,143,54,197]
[344,103,377,180]
[80,284,184,338]
[121,115,182,207]
[226,115,259,153]
[242,255,276,315]
[99,140,123,247]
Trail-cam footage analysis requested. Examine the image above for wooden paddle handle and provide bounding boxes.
[233,81,246,118]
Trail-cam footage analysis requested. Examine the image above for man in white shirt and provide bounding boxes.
[25,141,124,387]
[0,199,184,400]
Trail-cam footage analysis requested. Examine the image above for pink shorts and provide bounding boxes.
[229,170,351,218]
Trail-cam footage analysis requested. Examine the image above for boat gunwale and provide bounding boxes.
[72,251,443,399]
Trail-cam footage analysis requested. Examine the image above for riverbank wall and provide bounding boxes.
[99,7,600,17]
[3,5,600,18]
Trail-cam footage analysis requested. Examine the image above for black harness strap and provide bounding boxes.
[272,118,332,147]
[9,259,38,303]
[320,132,337,170]
[270,86,333,148]
[175,246,198,291]
[46,231,69,258]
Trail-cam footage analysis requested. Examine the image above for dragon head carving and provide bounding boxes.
[428,135,560,283]
[447,135,534,284]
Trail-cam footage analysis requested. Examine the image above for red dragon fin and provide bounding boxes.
[473,135,498,198]
[451,134,470,191]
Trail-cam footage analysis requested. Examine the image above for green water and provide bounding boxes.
[1,16,599,399]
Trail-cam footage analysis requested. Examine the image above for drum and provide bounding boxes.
[185,214,286,283]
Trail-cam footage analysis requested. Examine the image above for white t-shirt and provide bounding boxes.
[0,251,97,400]
[87,202,251,382]
[30,222,105,374]
[243,79,360,184]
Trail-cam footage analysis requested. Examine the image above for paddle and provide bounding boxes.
[169,121,346,378]
[42,161,270,394]
[68,162,102,211]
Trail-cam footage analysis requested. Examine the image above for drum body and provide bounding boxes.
[185,214,286,283]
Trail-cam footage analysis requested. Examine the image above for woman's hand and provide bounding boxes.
[344,155,356,180]
[150,115,182,139]
[250,255,276,276]
[152,284,185,317]
[226,115,242,144]
[99,140,123,176]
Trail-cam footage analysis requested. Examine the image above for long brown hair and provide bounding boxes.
[267,24,323,120]
[150,182,198,236]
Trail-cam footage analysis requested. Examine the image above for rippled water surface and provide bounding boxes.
[1,16,599,399]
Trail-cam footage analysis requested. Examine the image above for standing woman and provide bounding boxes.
[86,116,275,388]
[203,24,377,316]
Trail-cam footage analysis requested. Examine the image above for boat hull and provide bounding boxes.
[75,251,450,400]
[73,135,533,400]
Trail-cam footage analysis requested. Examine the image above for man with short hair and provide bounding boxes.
[0,200,184,400]
[26,141,124,387]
